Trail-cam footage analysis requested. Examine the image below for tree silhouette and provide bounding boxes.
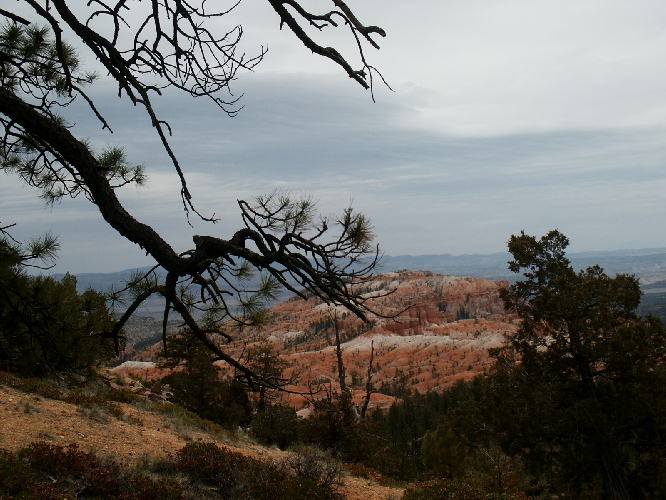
[0,236,117,375]
[0,2,390,385]
[497,230,666,499]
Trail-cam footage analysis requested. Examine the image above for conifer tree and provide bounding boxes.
[0,235,116,374]
[496,230,666,499]
[158,334,252,428]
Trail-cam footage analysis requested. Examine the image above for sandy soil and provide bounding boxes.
[0,384,403,500]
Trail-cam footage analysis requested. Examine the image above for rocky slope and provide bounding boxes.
[243,271,516,411]
[120,271,516,413]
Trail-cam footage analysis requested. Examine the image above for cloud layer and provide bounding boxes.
[3,1,666,273]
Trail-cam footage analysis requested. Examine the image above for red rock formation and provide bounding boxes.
[228,271,517,411]
[124,271,517,413]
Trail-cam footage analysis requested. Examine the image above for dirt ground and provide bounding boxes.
[0,383,403,500]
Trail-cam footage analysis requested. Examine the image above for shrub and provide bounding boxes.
[280,445,343,490]
[175,441,247,482]
[402,478,527,500]
[104,386,142,403]
[250,404,299,449]
[6,442,186,499]
[2,440,342,499]
[0,371,66,400]
[175,442,337,499]
[125,474,186,499]
[0,448,36,496]
[64,391,109,406]
[149,401,227,438]
[17,442,123,497]
[64,391,126,422]
[20,442,99,476]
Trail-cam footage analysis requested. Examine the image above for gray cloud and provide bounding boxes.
[4,1,666,272]
[4,72,666,273]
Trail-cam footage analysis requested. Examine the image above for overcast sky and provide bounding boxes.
[3,1,666,273]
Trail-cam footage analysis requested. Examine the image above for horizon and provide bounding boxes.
[49,244,666,277]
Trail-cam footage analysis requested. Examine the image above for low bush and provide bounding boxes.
[126,474,186,499]
[280,445,343,490]
[0,448,39,497]
[0,371,142,412]
[402,478,527,500]
[0,372,64,399]
[147,401,228,438]
[0,440,345,499]
[20,442,99,476]
[175,441,246,483]
[175,441,338,499]
[343,461,382,481]
[1,442,186,499]
[104,386,142,403]
[64,391,109,406]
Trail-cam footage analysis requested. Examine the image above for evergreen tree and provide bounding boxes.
[244,342,288,411]
[495,230,666,499]
[0,237,116,375]
[158,335,252,428]
[422,419,469,478]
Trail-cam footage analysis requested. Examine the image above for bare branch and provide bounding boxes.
[0,9,31,25]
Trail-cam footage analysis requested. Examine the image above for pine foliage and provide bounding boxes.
[0,239,116,375]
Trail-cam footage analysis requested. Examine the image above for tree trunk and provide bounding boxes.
[360,339,374,419]
[331,311,355,422]
[597,437,634,500]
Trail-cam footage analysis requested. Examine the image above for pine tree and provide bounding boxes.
[0,237,116,375]
[496,230,666,499]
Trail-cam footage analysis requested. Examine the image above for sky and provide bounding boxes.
[3,0,666,273]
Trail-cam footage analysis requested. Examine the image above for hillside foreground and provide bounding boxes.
[0,373,403,499]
